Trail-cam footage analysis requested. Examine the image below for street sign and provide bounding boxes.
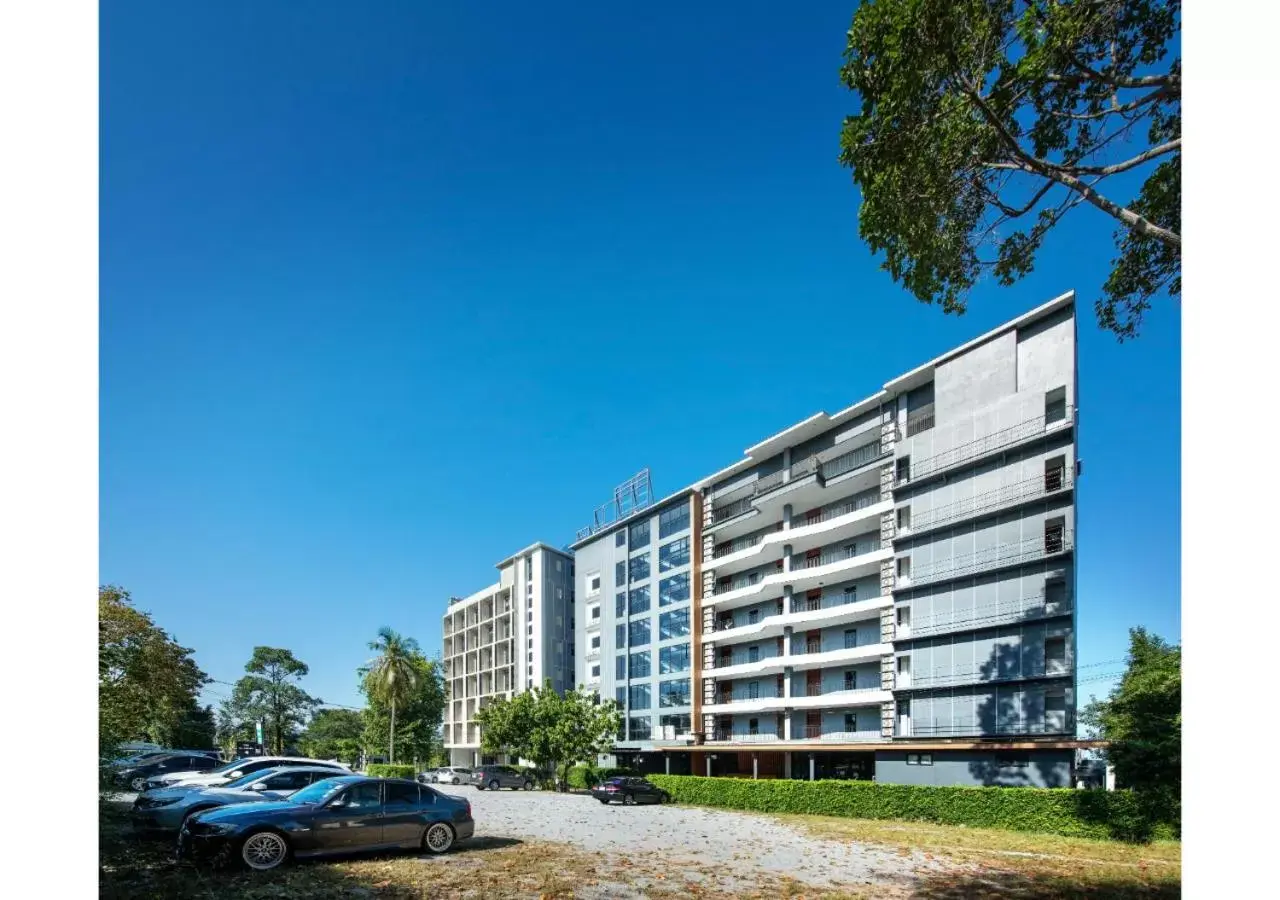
[255,720,264,746]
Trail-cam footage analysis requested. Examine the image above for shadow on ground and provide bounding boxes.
[911,867,1180,900]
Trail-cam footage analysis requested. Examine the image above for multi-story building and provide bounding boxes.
[442,542,575,767]
[573,292,1081,787]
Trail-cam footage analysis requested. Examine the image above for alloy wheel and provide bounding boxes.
[488,779,500,790]
[423,822,454,854]
[241,831,288,871]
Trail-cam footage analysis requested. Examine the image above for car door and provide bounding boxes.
[308,782,384,853]
[381,782,425,847]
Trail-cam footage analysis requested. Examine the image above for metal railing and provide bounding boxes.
[898,717,1074,739]
[710,495,754,522]
[705,590,872,634]
[905,404,935,437]
[797,539,882,569]
[712,569,773,596]
[905,592,1070,639]
[905,471,1072,534]
[713,530,768,559]
[900,661,1074,691]
[795,488,883,528]
[821,439,888,480]
[905,530,1073,588]
[817,730,882,742]
[901,408,1074,484]
[710,730,783,743]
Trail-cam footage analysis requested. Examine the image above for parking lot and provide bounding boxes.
[435,784,943,893]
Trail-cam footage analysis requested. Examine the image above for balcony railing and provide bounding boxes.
[710,730,783,743]
[709,495,754,523]
[906,592,1070,639]
[905,531,1073,588]
[901,661,1074,691]
[797,539,882,570]
[706,590,875,634]
[897,717,1074,739]
[795,488,883,529]
[905,404,935,437]
[713,531,768,559]
[905,471,1073,535]
[900,408,1074,485]
[821,439,888,480]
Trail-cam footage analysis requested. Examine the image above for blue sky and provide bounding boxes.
[101,1,1180,714]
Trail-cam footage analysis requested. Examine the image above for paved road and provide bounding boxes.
[436,784,942,892]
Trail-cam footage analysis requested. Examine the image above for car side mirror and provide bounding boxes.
[326,798,346,809]
[248,782,266,791]
[228,771,244,779]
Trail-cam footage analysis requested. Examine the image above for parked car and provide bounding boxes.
[430,766,472,785]
[117,753,222,792]
[145,756,349,792]
[470,764,534,791]
[131,766,346,833]
[590,776,670,805]
[177,776,473,871]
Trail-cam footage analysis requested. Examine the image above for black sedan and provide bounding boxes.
[590,776,670,806]
[178,776,474,871]
[117,753,220,792]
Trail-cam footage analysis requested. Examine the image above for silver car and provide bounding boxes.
[130,766,343,833]
[431,766,473,785]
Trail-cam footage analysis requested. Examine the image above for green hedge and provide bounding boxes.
[566,765,635,790]
[366,763,417,780]
[645,775,1178,843]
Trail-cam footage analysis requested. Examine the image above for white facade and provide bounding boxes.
[441,543,575,766]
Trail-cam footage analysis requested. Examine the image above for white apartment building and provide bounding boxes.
[441,542,575,767]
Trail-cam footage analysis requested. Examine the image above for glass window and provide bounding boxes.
[591,606,601,620]
[844,712,856,731]
[748,608,759,624]
[615,593,626,617]
[628,716,652,740]
[629,619,651,647]
[659,643,690,674]
[844,629,857,649]
[591,664,600,678]
[587,574,601,596]
[385,782,420,807]
[659,504,690,538]
[629,585,651,615]
[659,679,690,707]
[748,646,759,663]
[659,607,689,640]
[590,635,600,650]
[659,573,689,607]
[615,624,625,648]
[629,519,650,549]
[261,771,311,791]
[659,537,690,572]
[616,530,626,547]
[615,686,626,706]
[340,783,382,809]
[748,681,759,699]
[616,561,626,587]
[629,650,651,678]
[629,553,650,582]
[629,683,651,710]
[615,655,626,679]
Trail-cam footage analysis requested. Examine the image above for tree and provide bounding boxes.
[214,698,256,755]
[362,628,421,764]
[299,708,365,764]
[840,0,1180,340]
[230,647,319,755]
[360,649,446,766]
[1082,627,1180,800]
[475,680,622,785]
[99,586,209,754]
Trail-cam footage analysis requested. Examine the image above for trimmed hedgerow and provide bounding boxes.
[366,763,417,780]
[645,775,1177,843]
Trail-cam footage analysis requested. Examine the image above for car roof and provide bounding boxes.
[245,765,349,776]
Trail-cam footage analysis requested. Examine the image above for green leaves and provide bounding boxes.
[840,0,1181,340]
[474,680,622,778]
[231,646,319,754]
[359,648,445,764]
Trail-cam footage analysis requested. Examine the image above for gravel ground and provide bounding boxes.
[437,785,947,893]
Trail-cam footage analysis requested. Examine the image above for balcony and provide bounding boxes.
[896,716,1074,739]
[710,730,783,744]
[703,594,891,646]
[900,470,1074,539]
[708,641,893,679]
[702,687,891,716]
[710,546,893,611]
[709,498,891,578]
[896,661,1074,692]
[904,592,1071,640]
[902,531,1073,590]
[898,408,1074,487]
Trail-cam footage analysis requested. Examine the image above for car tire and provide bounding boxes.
[522,780,534,791]
[622,793,635,806]
[598,798,610,805]
[239,829,290,872]
[130,776,147,792]
[423,822,455,854]
[488,779,500,791]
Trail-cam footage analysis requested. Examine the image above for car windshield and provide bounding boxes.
[206,757,254,775]
[287,778,349,805]
[223,769,281,789]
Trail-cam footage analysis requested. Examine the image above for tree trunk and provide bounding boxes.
[389,698,397,765]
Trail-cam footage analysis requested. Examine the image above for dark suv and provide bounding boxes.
[470,765,534,791]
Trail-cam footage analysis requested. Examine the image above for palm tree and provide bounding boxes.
[365,627,420,764]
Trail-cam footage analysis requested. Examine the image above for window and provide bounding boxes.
[616,655,626,679]
[262,771,312,791]
[748,646,759,663]
[844,670,855,691]
[659,537,690,571]
[590,635,600,650]
[590,664,601,679]
[844,712,856,731]
[628,716,652,740]
[615,685,625,705]
[590,605,601,621]
[660,713,690,733]
[616,593,626,617]
[748,681,760,699]
[1045,636,1068,674]
[629,585,651,615]
[1045,386,1067,424]
[385,782,421,807]
[896,556,911,580]
[1045,517,1066,553]
[629,519,650,549]
[659,643,690,674]
[659,504,690,537]
[748,608,759,625]
[1044,455,1066,492]
[897,606,911,634]
[659,678,690,707]
[630,650,651,678]
[555,558,563,572]
[996,754,1029,769]
[615,624,625,648]
[586,573,601,597]
[616,561,626,587]
[659,607,689,639]
[1045,577,1067,609]
[616,530,626,547]
[629,553,650,582]
[844,629,857,649]
[896,456,911,484]
[748,718,759,735]
[1045,690,1067,731]
[339,783,382,808]
[629,619,651,647]
[659,572,689,606]
[629,683,651,710]
[896,506,911,531]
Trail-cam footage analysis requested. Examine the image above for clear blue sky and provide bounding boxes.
[101,1,1180,714]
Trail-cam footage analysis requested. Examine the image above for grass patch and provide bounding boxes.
[780,812,1181,899]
